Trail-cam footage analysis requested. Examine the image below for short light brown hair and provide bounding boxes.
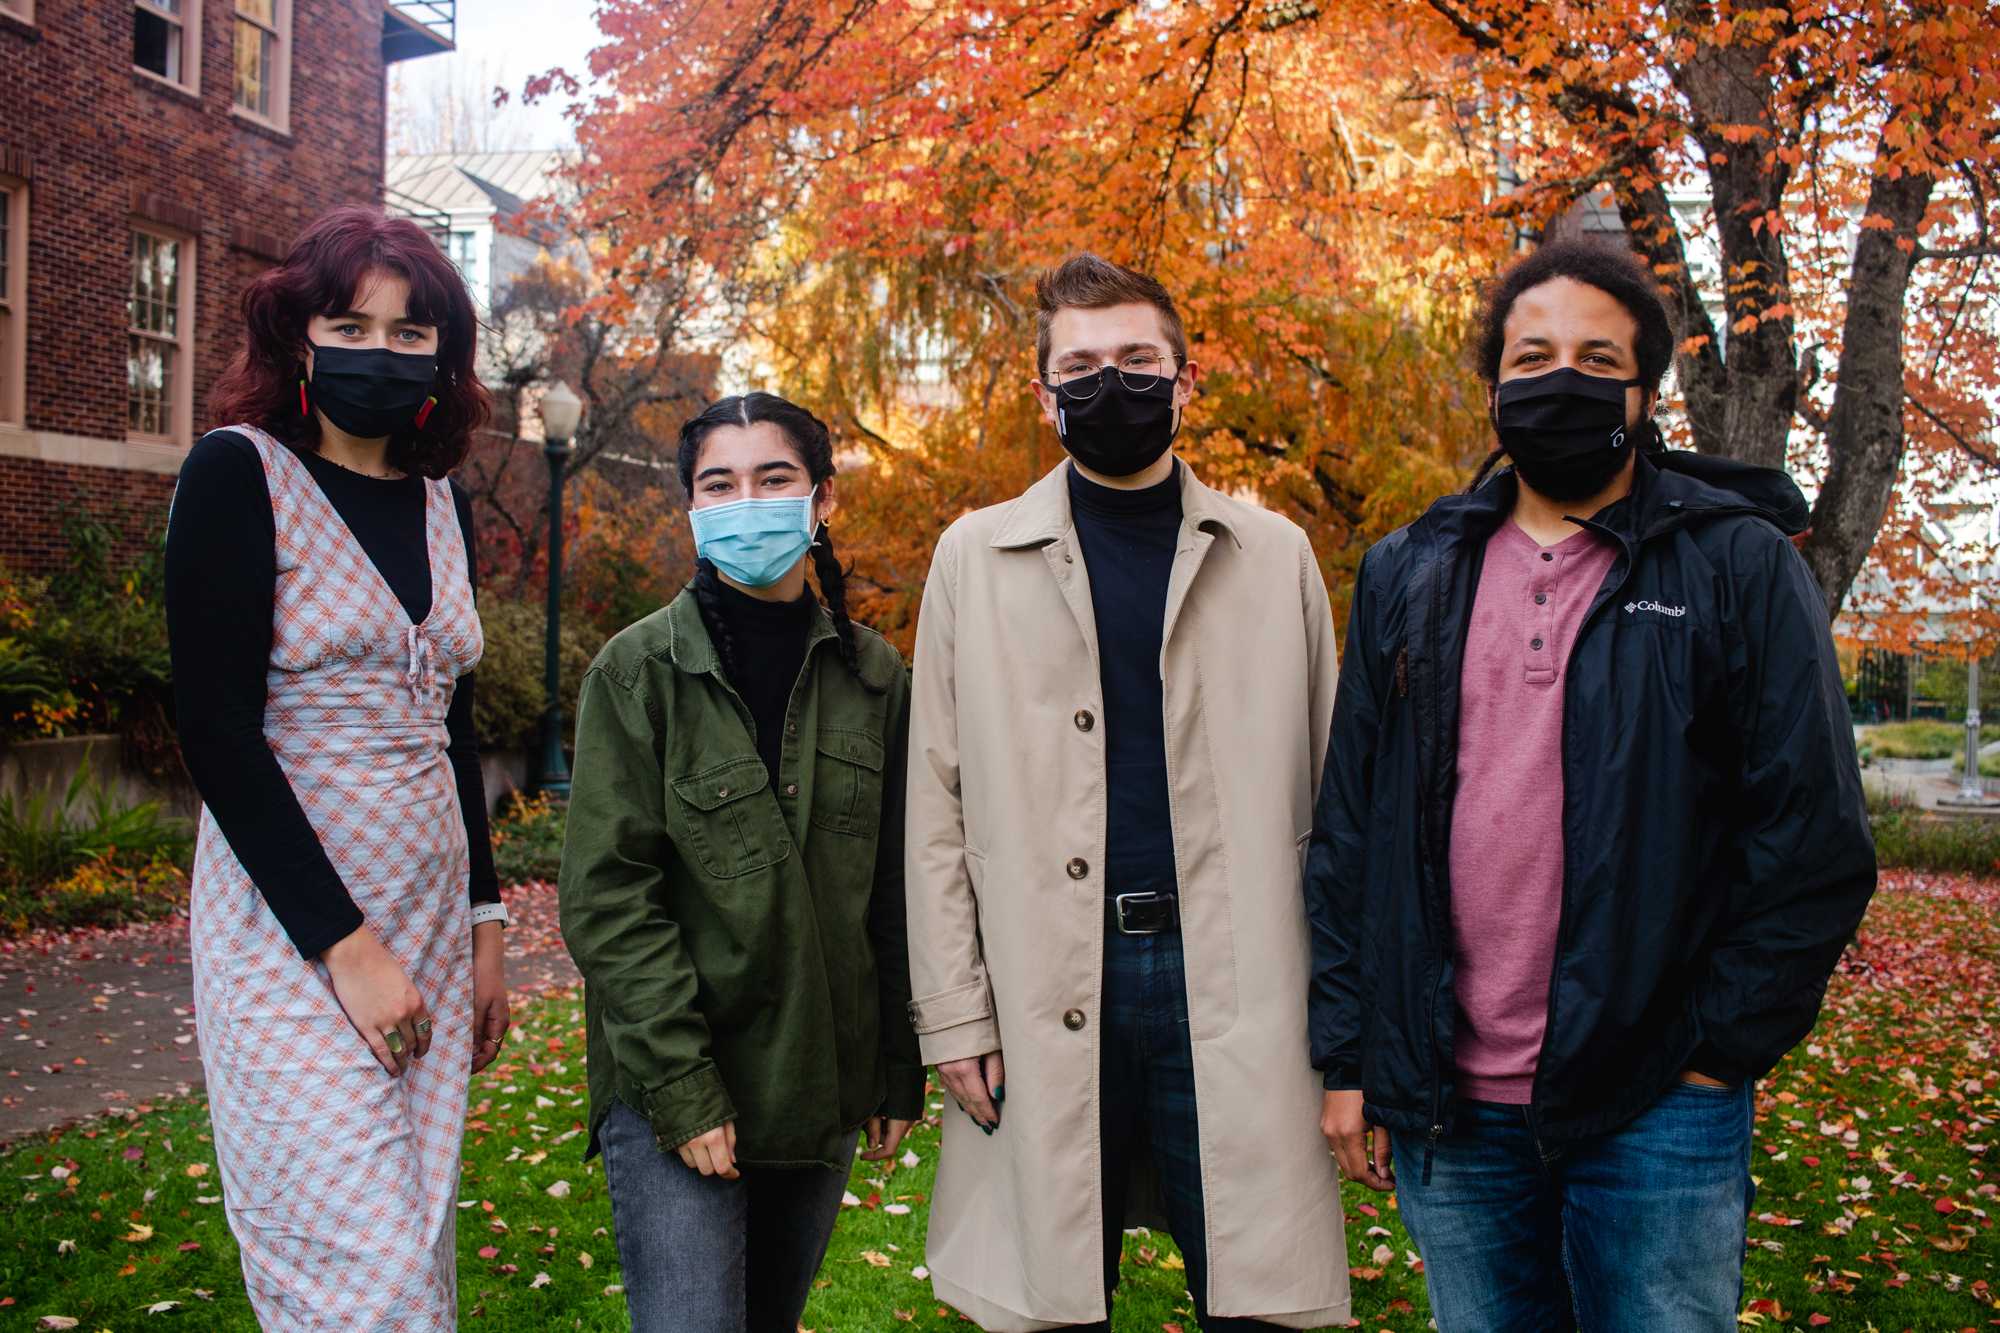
[1034,253,1188,375]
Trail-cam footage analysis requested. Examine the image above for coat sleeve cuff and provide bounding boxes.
[1320,1065,1362,1092]
[880,1062,928,1122]
[909,978,1000,1065]
[641,1064,737,1150]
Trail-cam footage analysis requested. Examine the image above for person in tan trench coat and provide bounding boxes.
[905,254,1351,1332]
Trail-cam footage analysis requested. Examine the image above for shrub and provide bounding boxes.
[0,854,189,936]
[1859,721,2000,760]
[490,791,567,885]
[472,595,601,752]
[0,515,172,748]
[1868,795,2000,876]
[0,762,193,886]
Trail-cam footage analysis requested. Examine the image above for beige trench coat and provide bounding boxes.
[905,461,1350,1331]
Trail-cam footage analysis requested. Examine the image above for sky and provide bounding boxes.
[387,0,610,153]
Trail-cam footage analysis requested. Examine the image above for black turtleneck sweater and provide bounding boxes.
[693,563,818,783]
[1067,463,1183,900]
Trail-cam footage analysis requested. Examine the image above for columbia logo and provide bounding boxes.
[1625,599,1686,617]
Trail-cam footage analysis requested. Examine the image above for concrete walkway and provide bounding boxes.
[0,882,575,1146]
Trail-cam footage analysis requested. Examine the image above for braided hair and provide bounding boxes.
[677,392,882,692]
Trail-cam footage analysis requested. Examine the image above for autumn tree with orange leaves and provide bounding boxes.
[532,0,2000,650]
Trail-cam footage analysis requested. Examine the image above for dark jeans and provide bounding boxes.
[1070,927,1279,1333]
[600,1100,855,1333]
[1390,1082,1756,1333]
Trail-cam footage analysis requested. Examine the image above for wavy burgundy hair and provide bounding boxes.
[208,207,489,478]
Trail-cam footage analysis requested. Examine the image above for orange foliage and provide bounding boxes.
[531,0,2000,652]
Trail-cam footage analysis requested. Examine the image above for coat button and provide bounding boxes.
[1066,857,1089,880]
[1074,709,1095,732]
[786,721,798,736]
[1534,592,1547,605]
[718,786,731,798]
[785,783,799,797]
[1530,638,1544,651]
[1063,1008,1086,1031]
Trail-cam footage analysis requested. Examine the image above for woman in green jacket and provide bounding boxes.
[559,392,924,1333]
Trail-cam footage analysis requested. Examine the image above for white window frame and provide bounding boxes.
[231,0,292,133]
[127,223,196,448]
[0,179,24,427]
[133,0,202,98]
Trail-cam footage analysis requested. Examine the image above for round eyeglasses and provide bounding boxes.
[1042,353,1175,401]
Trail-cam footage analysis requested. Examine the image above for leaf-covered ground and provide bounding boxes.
[0,870,1995,1331]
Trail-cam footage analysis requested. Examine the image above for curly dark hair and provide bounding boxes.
[676,392,881,693]
[208,207,490,479]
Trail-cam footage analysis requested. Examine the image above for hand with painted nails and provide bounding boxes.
[938,1050,1005,1134]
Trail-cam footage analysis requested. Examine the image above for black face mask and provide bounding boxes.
[1494,367,1644,502]
[1049,367,1180,478]
[306,342,437,440]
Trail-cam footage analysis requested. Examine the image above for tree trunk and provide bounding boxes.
[1800,159,1934,616]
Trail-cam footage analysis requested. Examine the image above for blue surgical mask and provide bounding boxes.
[689,487,820,588]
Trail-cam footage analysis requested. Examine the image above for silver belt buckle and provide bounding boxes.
[1115,892,1164,935]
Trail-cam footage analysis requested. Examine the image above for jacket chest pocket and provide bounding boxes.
[670,756,790,879]
[810,727,885,838]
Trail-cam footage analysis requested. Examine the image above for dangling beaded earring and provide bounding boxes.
[414,395,438,430]
[298,378,309,416]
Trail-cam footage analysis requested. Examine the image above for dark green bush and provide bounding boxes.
[1868,795,2000,875]
[472,595,601,753]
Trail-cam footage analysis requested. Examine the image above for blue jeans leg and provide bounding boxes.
[600,1100,855,1333]
[1559,1080,1755,1333]
[1391,1104,1569,1333]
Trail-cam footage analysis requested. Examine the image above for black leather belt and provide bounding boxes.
[1107,892,1180,935]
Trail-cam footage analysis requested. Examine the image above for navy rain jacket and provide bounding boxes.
[1305,450,1877,1144]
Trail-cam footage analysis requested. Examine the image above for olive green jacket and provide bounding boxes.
[559,587,925,1169]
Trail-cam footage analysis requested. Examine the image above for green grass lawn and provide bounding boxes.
[3,870,1997,1331]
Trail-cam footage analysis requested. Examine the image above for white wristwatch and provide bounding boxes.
[471,901,510,929]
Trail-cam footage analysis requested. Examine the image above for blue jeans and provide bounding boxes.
[1391,1081,1756,1333]
[1071,928,1279,1333]
[600,1100,855,1333]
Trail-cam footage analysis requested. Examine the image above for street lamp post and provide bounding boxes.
[1943,588,1996,809]
[533,381,583,798]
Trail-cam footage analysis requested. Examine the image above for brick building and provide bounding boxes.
[0,0,454,574]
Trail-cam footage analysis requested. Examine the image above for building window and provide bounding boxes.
[128,227,193,444]
[234,0,290,128]
[446,229,485,306]
[135,0,199,92]
[0,181,23,427]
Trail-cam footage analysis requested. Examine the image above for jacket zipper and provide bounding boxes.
[1528,519,1635,1131]
[1423,552,1451,1177]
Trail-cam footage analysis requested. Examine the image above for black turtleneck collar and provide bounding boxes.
[697,561,817,628]
[1067,460,1183,521]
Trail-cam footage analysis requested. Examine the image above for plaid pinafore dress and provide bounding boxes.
[188,425,483,1330]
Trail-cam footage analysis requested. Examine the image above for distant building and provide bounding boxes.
[0,0,456,576]
[385,149,565,317]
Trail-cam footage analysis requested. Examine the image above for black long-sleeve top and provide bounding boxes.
[164,429,498,959]
[692,561,817,783]
[1067,462,1184,899]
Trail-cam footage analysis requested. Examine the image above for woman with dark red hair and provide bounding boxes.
[164,206,507,1325]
